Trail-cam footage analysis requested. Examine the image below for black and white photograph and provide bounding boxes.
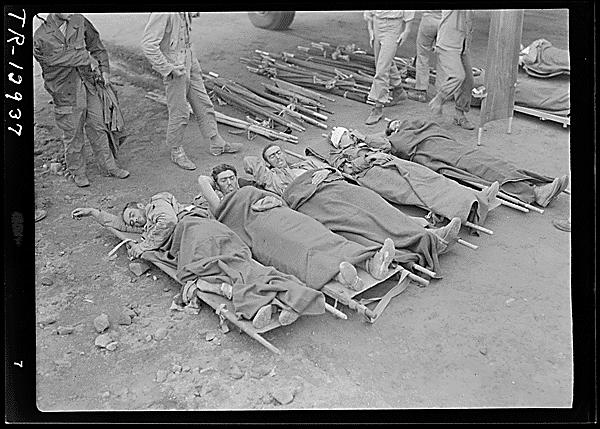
[4,4,596,423]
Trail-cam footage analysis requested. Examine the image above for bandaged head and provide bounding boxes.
[330,126,351,148]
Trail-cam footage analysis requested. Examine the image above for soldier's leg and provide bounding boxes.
[54,104,88,186]
[368,18,402,104]
[414,15,439,94]
[188,58,218,140]
[189,57,241,156]
[165,71,197,169]
[83,84,129,177]
[455,50,475,113]
[452,50,476,129]
[429,47,465,115]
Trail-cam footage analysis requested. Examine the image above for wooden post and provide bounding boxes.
[478,10,524,143]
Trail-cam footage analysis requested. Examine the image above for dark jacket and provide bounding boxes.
[33,13,109,109]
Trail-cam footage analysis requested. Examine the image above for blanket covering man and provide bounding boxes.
[313,127,500,225]
[385,119,569,207]
[71,192,325,326]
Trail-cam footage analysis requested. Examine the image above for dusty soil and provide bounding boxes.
[34,11,572,412]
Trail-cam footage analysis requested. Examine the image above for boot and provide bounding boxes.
[366,238,395,279]
[336,261,364,291]
[387,87,408,106]
[408,89,428,103]
[365,104,384,125]
[252,304,273,329]
[107,167,130,179]
[453,111,475,130]
[73,173,90,188]
[534,176,568,207]
[209,134,243,156]
[278,308,300,326]
[170,146,196,170]
[552,218,571,232]
[481,181,500,205]
[431,217,461,254]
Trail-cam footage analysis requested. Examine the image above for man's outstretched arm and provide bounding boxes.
[71,207,144,233]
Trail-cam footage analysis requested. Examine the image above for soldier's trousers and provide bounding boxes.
[54,79,119,176]
[163,57,218,150]
[435,46,474,113]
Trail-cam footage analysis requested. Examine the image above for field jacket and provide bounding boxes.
[141,12,196,78]
[33,13,109,110]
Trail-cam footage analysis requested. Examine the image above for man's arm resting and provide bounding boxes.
[71,207,144,233]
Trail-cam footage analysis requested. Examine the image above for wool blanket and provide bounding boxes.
[282,170,442,273]
[307,138,494,225]
[215,186,375,290]
[387,119,554,203]
[146,214,325,320]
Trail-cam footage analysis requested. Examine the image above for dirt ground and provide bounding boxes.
[33,10,573,412]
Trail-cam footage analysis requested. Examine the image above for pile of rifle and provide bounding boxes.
[203,72,330,135]
[144,88,299,144]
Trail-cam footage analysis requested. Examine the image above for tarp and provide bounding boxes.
[215,186,376,289]
[282,170,442,274]
[306,138,494,225]
[145,214,325,320]
[386,119,554,203]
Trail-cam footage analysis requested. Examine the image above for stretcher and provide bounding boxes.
[104,226,412,354]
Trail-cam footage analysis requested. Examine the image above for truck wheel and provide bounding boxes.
[248,12,295,30]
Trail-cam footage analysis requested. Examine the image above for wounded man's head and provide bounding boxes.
[211,164,239,195]
[262,144,288,169]
[122,201,147,227]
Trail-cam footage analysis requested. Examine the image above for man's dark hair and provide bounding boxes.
[121,201,141,220]
[262,143,280,163]
[211,164,237,183]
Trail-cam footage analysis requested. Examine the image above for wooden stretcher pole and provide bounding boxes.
[461,179,544,213]
[464,221,493,235]
[404,265,431,286]
[322,285,377,319]
[458,239,479,250]
[411,264,436,278]
[215,301,282,354]
[499,199,529,212]
[325,303,347,319]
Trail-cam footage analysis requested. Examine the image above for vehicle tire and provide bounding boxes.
[248,12,296,30]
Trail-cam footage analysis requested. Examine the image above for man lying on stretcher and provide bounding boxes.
[195,164,399,291]
[70,192,326,329]
[242,147,462,275]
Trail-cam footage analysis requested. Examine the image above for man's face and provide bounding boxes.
[122,204,147,228]
[264,146,287,169]
[55,13,74,21]
[215,170,239,195]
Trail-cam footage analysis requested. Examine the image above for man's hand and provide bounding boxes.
[366,152,395,163]
[170,64,185,78]
[127,242,144,259]
[367,22,374,48]
[311,169,330,186]
[397,30,409,46]
[101,71,110,85]
[71,207,97,219]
